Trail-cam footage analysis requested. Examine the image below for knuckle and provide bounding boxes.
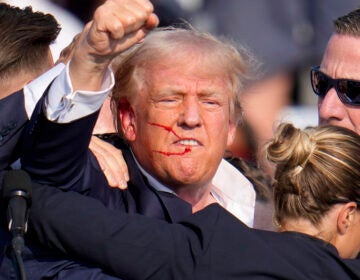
[135,9,149,20]
[112,22,125,37]
[124,14,137,26]
[93,5,107,20]
[139,0,154,12]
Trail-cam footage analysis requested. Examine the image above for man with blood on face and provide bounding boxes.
[22,25,256,235]
[110,27,254,213]
[118,48,238,207]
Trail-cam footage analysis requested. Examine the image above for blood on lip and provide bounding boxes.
[154,146,192,156]
[148,122,192,156]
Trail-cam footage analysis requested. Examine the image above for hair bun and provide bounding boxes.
[266,123,315,170]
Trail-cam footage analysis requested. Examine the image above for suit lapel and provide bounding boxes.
[157,191,192,222]
[120,145,192,223]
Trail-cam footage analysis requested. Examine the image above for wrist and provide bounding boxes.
[69,49,110,92]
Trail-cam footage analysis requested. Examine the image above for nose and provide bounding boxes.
[178,98,202,128]
[318,88,346,124]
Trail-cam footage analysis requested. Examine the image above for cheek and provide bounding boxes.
[136,113,176,145]
[146,108,179,130]
[205,113,232,141]
[347,109,360,131]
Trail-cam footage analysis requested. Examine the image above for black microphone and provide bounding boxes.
[2,169,32,280]
[3,169,32,238]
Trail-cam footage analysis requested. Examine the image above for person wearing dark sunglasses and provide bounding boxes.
[311,8,360,135]
[311,66,360,106]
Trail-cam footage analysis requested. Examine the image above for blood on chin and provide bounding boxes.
[152,146,192,156]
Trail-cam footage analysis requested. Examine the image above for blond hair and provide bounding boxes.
[265,123,360,225]
[111,25,257,136]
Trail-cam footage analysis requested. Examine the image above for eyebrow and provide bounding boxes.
[155,87,228,98]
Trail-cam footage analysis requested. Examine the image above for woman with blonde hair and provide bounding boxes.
[265,123,360,259]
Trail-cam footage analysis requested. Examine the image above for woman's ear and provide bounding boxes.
[118,98,136,141]
[337,202,357,235]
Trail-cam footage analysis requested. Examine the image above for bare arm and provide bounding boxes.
[22,0,158,190]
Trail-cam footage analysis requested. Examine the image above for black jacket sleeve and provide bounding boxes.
[21,92,103,193]
[29,183,217,280]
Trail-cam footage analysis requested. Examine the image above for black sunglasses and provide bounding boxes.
[310,66,360,106]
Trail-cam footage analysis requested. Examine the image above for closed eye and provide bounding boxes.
[203,99,219,106]
[153,95,182,108]
[159,98,178,103]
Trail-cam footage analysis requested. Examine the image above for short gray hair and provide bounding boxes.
[111,25,258,135]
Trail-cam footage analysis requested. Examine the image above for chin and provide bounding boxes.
[167,166,202,183]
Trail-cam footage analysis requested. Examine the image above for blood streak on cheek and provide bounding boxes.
[148,122,192,156]
[148,122,181,138]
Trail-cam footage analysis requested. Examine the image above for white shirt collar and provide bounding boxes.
[24,63,65,118]
[212,159,255,227]
[133,151,255,227]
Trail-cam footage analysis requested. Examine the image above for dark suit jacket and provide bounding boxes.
[0,90,27,175]
[0,90,28,273]
[29,184,360,280]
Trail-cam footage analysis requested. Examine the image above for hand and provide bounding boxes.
[55,29,83,65]
[70,0,159,91]
[89,136,129,189]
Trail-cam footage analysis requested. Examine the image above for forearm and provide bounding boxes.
[21,104,99,191]
[21,59,112,189]
[29,184,176,279]
[45,62,113,123]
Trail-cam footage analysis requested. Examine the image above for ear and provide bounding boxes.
[118,98,136,141]
[337,202,357,235]
[226,122,237,146]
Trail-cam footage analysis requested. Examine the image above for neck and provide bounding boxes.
[279,217,334,244]
[0,74,32,99]
[280,219,318,234]
[176,183,217,213]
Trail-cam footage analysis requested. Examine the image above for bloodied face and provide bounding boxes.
[119,52,236,191]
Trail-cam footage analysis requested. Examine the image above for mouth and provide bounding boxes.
[174,139,202,146]
[152,138,202,156]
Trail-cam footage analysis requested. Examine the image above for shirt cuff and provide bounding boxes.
[24,63,65,118]
[46,62,115,123]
